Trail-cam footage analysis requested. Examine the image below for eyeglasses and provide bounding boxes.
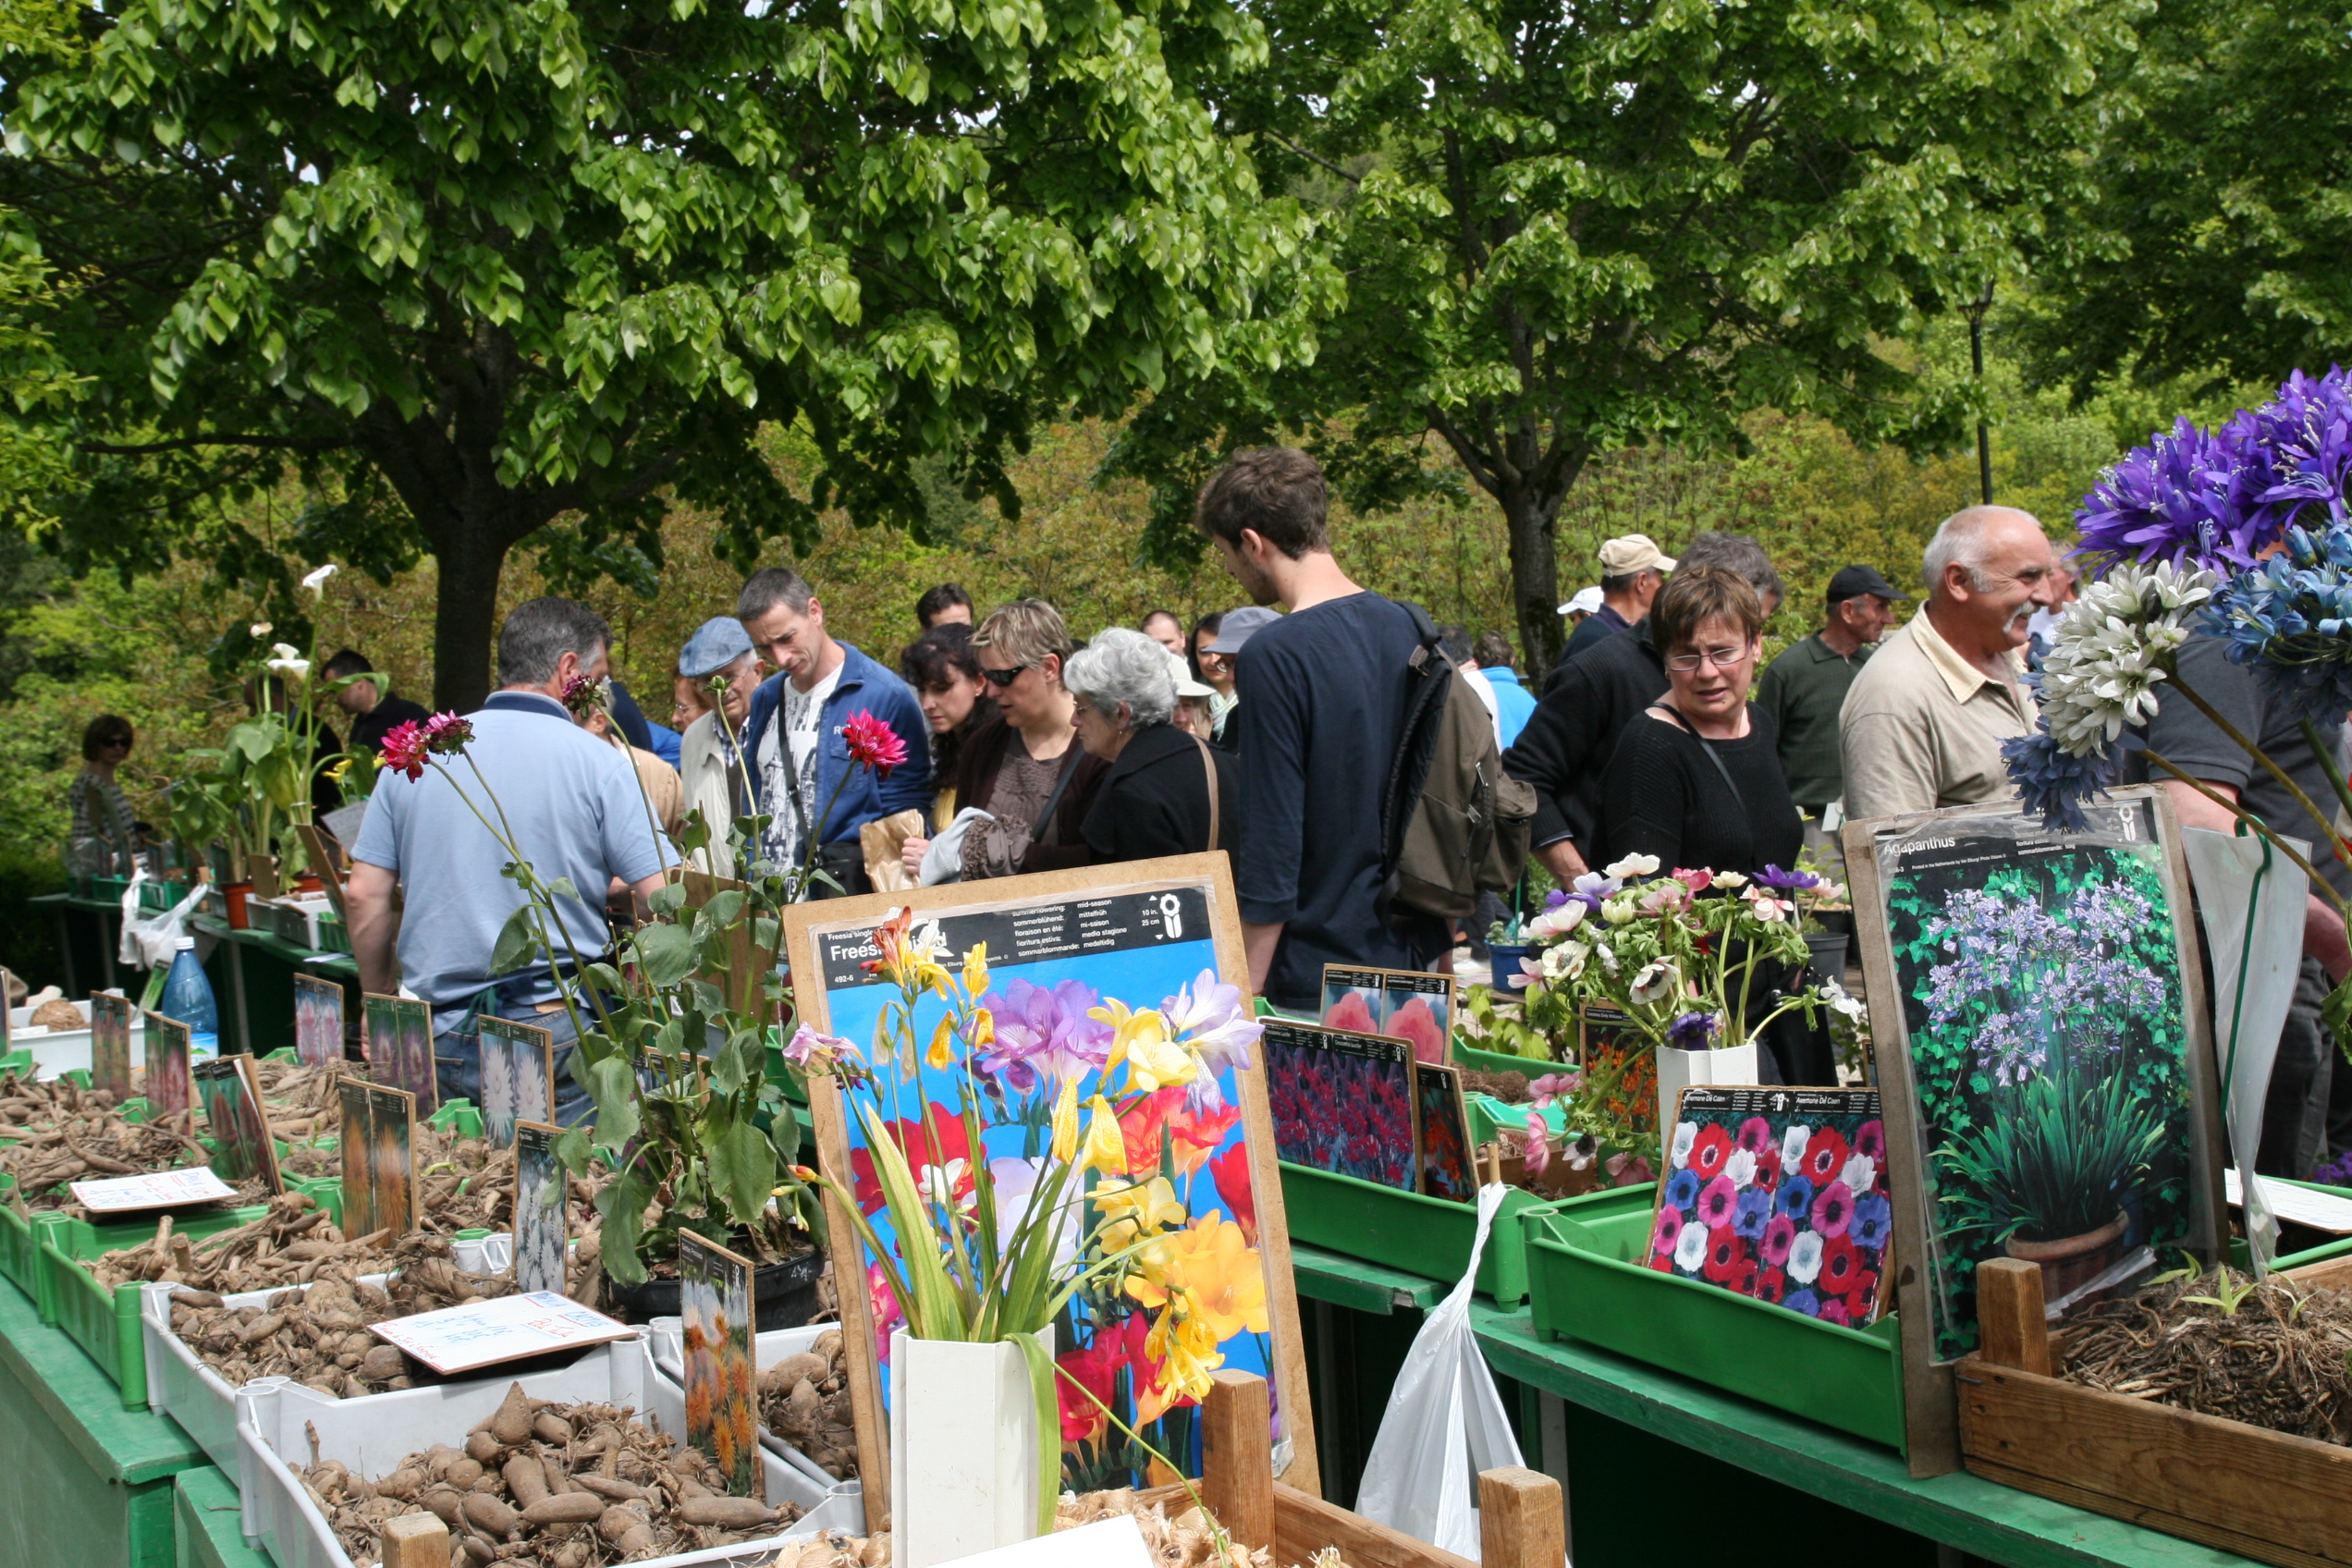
[101,739,131,751]
[979,662,1032,688]
[1663,645,1753,674]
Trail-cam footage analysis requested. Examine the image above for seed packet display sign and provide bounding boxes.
[193,1056,284,1194]
[1413,1060,1477,1203]
[90,991,134,1100]
[141,1010,193,1119]
[292,973,344,1070]
[477,1015,555,1150]
[1318,965,1452,1063]
[338,1076,416,1237]
[679,1229,762,1501]
[783,854,1319,1519]
[1263,1021,1417,1191]
[1656,1087,1892,1322]
[1843,785,2223,1476]
[513,1121,565,1296]
[362,993,436,1110]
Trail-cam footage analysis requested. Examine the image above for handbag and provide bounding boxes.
[1188,732,1222,853]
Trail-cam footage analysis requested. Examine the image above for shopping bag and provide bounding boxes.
[1354,1182,1526,1559]
[117,869,212,974]
[861,809,926,892]
[2183,823,2310,1274]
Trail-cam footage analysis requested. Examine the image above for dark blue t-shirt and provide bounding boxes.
[1232,591,1432,1008]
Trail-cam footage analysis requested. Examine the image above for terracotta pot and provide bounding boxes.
[224,882,255,930]
[295,875,324,894]
[2006,1208,2130,1305]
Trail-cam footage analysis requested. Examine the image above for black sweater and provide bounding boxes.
[1594,705,1802,876]
[1503,619,1669,852]
[1081,722,1240,864]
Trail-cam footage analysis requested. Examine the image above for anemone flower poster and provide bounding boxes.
[782,855,1317,1515]
[1654,1086,1892,1322]
[1845,788,2223,1421]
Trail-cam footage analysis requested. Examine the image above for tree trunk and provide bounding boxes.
[431,524,513,713]
[1501,482,1563,675]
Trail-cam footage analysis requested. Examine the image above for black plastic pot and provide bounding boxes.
[1803,931,1851,984]
[606,1246,826,1330]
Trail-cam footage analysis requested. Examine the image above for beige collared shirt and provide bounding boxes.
[1837,611,2033,821]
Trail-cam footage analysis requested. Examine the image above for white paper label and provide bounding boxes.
[70,1168,239,1212]
[368,1291,632,1375]
[935,1516,1155,1567]
[2227,1167,2352,1235]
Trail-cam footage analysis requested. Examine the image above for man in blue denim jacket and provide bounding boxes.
[738,566,931,895]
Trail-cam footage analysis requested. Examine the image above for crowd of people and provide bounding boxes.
[122,440,2342,1170]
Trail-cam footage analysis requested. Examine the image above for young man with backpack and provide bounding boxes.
[1199,447,1528,1010]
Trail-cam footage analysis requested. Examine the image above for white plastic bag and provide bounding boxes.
[2183,823,2309,1274]
[1354,1183,1526,1560]
[118,869,213,974]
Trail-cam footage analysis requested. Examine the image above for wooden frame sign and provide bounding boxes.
[1843,785,2224,1476]
[780,853,1319,1523]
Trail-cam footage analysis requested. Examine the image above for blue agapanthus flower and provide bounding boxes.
[2206,520,2352,725]
[2002,719,2125,833]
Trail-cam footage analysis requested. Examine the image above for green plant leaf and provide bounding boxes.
[632,922,697,987]
[595,1171,655,1286]
[490,904,539,976]
[705,1113,776,1232]
[585,1053,641,1149]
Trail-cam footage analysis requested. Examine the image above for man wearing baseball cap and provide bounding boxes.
[673,615,763,876]
[1756,565,1908,838]
[1558,533,1676,667]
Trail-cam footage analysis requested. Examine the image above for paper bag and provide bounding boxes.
[862,809,925,893]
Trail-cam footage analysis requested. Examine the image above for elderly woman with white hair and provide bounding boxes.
[1063,627,1240,864]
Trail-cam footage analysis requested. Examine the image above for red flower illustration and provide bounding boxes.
[1846,1270,1881,1318]
[1688,1123,1733,1182]
[842,710,909,777]
[378,719,429,781]
[849,1105,973,1215]
[1322,992,1378,1034]
[1387,997,1447,1064]
[1056,1317,1140,1442]
[1208,1143,1256,1245]
[1757,1266,1787,1304]
[1168,1097,1242,1177]
[1701,1226,1746,1283]
[1817,1233,1865,1295]
[1802,1127,1851,1183]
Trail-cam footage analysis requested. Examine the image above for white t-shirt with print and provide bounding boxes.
[759,664,842,870]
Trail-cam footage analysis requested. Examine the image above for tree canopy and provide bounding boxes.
[1114,0,2144,666]
[1,0,1316,706]
[2026,0,2352,401]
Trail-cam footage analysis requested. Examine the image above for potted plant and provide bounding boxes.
[1517,854,1858,1133]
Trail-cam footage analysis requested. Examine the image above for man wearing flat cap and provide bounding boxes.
[674,616,764,876]
[1756,565,1907,840]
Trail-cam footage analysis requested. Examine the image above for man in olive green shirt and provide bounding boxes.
[1756,565,1906,823]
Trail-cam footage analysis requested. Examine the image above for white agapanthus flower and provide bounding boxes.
[2038,561,2217,756]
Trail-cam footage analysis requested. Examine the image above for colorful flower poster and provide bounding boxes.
[1653,1086,1891,1322]
[337,1075,413,1236]
[680,1229,763,1501]
[292,973,344,1070]
[90,991,134,1101]
[362,993,437,1112]
[141,1010,193,1119]
[514,1121,566,1297]
[477,1015,555,1151]
[1264,1021,1416,1191]
[1413,1060,1477,1203]
[194,1054,284,1194]
[1867,793,2217,1363]
[1318,964,1452,1064]
[790,872,1306,1497]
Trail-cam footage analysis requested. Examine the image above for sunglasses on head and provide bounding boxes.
[980,662,1032,688]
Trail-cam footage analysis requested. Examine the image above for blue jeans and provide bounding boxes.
[433,986,596,1128]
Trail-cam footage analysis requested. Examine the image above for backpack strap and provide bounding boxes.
[1189,732,1222,853]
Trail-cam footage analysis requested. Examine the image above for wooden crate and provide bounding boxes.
[1956,1256,2352,1568]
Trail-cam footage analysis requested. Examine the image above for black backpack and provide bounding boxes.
[1378,604,1538,923]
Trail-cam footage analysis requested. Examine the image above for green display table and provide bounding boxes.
[176,1464,273,1568]
[1286,1244,2252,1568]
[0,1278,207,1568]
[188,913,358,1057]
[28,889,130,997]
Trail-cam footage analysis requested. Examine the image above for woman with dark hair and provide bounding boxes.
[1187,611,1237,746]
[67,715,141,876]
[898,623,996,832]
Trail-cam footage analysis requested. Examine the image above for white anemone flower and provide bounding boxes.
[1604,852,1660,880]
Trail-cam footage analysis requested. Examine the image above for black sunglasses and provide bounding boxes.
[979,662,1032,688]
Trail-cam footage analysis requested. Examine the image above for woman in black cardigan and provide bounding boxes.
[1065,629,1239,864]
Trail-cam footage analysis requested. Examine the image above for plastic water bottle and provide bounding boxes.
[158,937,221,1062]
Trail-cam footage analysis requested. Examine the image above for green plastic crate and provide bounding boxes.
[314,911,351,953]
[1278,1161,1549,1304]
[38,1179,344,1404]
[0,1177,68,1312]
[1525,1183,1907,1451]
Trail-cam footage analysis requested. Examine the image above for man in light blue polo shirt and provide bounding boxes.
[346,597,675,1121]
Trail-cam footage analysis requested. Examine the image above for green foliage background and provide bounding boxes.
[1886,839,2193,1358]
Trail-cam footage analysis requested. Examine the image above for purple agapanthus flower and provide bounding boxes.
[974,977,1111,1092]
[2003,720,2125,833]
[2206,520,2352,725]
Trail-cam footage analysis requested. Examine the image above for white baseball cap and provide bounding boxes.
[1558,586,1605,617]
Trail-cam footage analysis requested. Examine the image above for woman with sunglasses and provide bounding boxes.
[67,715,143,876]
[1595,564,1802,882]
[901,598,1109,881]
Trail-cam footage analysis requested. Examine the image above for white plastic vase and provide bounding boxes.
[889,1329,1052,1568]
[1655,1041,1761,1134]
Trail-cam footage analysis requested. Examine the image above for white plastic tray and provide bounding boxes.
[6,995,141,1082]
[237,1334,857,1568]
[643,1317,864,1533]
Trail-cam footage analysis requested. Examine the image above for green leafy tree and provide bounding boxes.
[1115,0,2140,667]
[2025,0,2351,398]
[2,0,1312,707]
